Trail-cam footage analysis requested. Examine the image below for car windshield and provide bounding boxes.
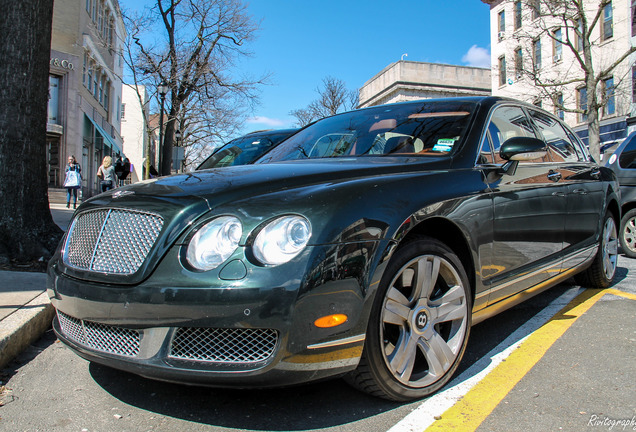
[197,130,296,169]
[257,100,477,163]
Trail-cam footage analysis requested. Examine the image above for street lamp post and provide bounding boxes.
[157,81,169,176]
[175,129,182,173]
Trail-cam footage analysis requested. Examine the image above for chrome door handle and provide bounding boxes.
[573,189,588,195]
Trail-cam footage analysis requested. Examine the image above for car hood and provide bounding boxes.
[114,157,451,209]
[58,157,449,285]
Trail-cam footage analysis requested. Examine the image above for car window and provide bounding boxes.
[528,109,580,162]
[257,101,477,162]
[486,105,545,164]
[478,132,495,164]
[198,131,295,170]
[619,135,636,169]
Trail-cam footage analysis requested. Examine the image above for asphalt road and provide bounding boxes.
[1,256,634,432]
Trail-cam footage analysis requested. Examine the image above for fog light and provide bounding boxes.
[314,314,348,328]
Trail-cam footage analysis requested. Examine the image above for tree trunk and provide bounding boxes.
[160,110,177,176]
[587,78,601,162]
[0,0,63,266]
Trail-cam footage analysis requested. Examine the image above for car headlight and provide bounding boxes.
[186,216,242,271]
[253,215,312,265]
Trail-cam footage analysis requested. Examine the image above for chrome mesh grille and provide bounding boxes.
[63,208,163,274]
[169,327,278,363]
[57,311,140,357]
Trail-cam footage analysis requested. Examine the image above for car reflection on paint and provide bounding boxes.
[47,97,619,401]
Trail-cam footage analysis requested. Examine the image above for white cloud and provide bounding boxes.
[246,116,286,128]
[462,45,491,68]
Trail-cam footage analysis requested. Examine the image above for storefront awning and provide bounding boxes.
[85,115,123,155]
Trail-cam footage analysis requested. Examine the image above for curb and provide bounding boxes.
[0,292,54,369]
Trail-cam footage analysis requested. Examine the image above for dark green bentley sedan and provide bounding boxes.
[47,97,619,401]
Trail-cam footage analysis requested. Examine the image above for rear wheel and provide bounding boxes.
[346,237,471,401]
[575,211,618,288]
[619,209,636,258]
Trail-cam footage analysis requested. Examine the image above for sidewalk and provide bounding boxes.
[0,189,75,369]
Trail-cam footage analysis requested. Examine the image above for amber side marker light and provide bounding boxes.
[314,314,348,328]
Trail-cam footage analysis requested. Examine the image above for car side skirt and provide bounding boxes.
[472,244,597,325]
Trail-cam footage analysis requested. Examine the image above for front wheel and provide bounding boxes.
[346,237,471,401]
[575,211,618,288]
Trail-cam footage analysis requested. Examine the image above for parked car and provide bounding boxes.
[606,132,636,257]
[47,97,619,401]
[197,128,298,169]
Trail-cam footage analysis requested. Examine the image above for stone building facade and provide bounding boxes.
[47,0,126,196]
[484,0,636,156]
[358,60,491,108]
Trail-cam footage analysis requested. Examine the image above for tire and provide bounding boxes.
[619,209,636,258]
[346,237,471,401]
[575,211,618,288]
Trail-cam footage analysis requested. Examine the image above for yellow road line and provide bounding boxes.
[425,288,635,431]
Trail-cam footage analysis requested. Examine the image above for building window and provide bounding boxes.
[578,87,588,123]
[86,0,91,14]
[533,38,541,71]
[99,75,105,104]
[121,103,126,120]
[104,81,110,113]
[515,48,523,78]
[498,10,505,40]
[556,93,564,120]
[576,18,584,52]
[632,1,636,36]
[98,0,104,34]
[603,2,613,41]
[48,75,60,124]
[87,62,93,92]
[553,28,562,62]
[93,69,99,99]
[603,77,615,116]
[530,0,540,20]
[82,52,88,86]
[514,1,522,30]
[499,56,507,86]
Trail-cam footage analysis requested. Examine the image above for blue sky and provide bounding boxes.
[122,0,492,133]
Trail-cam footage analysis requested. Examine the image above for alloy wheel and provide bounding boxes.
[380,254,468,388]
[622,215,636,255]
[602,217,618,281]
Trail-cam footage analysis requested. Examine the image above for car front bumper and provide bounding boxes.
[46,244,371,388]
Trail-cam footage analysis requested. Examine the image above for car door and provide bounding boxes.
[527,109,604,269]
[481,105,568,305]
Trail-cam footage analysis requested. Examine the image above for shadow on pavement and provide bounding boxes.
[89,362,400,430]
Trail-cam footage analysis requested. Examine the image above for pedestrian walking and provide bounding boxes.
[63,155,82,209]
[97,156,117,193]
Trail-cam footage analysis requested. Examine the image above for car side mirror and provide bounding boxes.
[498,137,547,176]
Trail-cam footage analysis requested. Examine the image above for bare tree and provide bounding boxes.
[498,0,636,160]
[290,76,359,127]
[124,0,267,176]
[0,0,62,266]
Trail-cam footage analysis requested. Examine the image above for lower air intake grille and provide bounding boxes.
[57,311,140,357]
[169,327,278,363]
